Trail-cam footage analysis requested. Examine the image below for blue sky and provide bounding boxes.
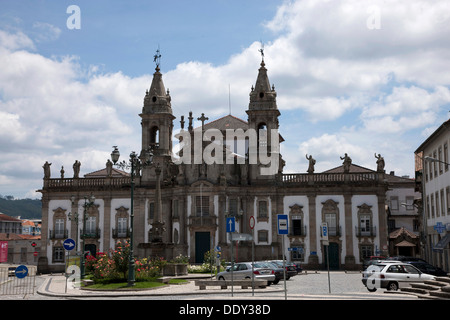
[0,0,449,198]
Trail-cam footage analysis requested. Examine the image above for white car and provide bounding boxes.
[216,262,275,284]
[362,262,435,292]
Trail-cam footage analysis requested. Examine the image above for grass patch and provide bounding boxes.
[168,278,188,285]
[88,281,167,290]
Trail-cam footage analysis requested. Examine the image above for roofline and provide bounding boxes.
[414,118,450,153]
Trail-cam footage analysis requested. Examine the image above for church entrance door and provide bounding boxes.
[195,232,210,264]
[324,242,340,270]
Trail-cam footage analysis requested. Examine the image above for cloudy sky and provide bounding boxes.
[1,0,449,199]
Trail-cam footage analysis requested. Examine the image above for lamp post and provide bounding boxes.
[110,146,153,287]
[68,195,78,251]
[80,194,95,279]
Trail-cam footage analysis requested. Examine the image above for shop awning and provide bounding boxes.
[433,233,450,252]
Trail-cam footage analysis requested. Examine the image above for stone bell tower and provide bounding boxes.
[246,54,283,181]
[140,58,175,182]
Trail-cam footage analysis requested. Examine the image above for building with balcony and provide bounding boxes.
[415,118,450,272]
[38,57,398,273]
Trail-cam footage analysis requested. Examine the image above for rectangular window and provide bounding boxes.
[390,196,399,211]
[438,147,443,174]
[447,187,450,215]
[86,216,96,235]
[118,217,127,237]
[441,189,445,217]
[431,194,435,218]
[436,192,440,217]
[361,245,373,261]
[258,230,268,243]
[429,154,433,180]
[325,213,337,235]
[229,199,238,216]
[258,201,268,218]
[434,151,438,177]
[55,218,65,238]
[53,247,64,263]
[444,143,449,172]
[427,195,431,218]
[196,196,209,216]
[405,196,415,211]
[360,214,371,235]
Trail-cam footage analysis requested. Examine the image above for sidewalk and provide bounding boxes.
[37,274,284,298]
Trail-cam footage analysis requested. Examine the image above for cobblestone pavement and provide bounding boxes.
[0,271,420,300]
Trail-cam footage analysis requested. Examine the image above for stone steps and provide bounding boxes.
[400,277,450,300]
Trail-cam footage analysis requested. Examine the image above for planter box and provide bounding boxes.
[162,263,188,276]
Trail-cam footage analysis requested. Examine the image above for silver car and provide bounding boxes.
[362,262,435,292]
[216,262,275,283]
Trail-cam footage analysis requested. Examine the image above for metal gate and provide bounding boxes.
[0,266,36,296]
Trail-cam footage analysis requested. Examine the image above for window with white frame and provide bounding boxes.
[55,218,65,238]
[118,217,127,237]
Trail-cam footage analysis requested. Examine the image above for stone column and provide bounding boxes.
[344,193,356,269]
[307,194,319,267]
[103,196,112,252]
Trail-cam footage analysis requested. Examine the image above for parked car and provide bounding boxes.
[405,261,448,276]
[385,256,427,263]
[292,262,303,273]
[267,260,297,279]
[257,261,284,284]
[362,256,386,270]
[362,262,435,292]
[216,262,275,284]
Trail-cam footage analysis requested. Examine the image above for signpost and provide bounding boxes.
[249,216,255,296]
[321,222,331,293]
[226,217,235,296]
[15,265,28,279]
[63,238,76,293]
[277,214,288,300]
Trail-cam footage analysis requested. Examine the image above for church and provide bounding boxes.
[38,55,392,273]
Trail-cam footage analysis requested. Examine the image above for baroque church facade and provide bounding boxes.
[38,57,390,273]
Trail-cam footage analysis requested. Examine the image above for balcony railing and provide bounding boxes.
[82,228,101,239]
[112,228,131,238]
[288,226,307,237]
[355,226,377,237]
[279,172,382,185]
[49,229,68,239]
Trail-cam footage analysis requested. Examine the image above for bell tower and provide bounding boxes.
[246,52,282,181]
[140,52,175,182]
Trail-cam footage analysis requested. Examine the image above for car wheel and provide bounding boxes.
[273,279,280,285]
[218,276,225,281]
[387,282,399,291]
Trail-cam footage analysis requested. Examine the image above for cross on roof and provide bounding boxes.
[197,113,209,131]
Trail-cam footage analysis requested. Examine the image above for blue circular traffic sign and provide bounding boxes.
[15,265,28,279]
[63,238,76,251]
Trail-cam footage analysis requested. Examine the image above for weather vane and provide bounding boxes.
[258,42,265,61]
[153,47,161,69]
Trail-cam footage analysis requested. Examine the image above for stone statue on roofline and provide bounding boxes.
[375,153,385,172]
[306,154,316,174]
[340,153,352,173]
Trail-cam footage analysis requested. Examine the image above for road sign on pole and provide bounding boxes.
[226,217,235,233]
[277,214,288,235]
[63,238,76,251]
[15,265,28,279]
[321,222,329,241]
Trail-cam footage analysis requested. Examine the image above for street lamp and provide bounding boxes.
[110,146,153,287]
[78,194,95,279]
[67,195,78,251]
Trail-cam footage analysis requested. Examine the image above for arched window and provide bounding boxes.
[150,126,160,147]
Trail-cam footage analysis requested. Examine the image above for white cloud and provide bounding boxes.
[1,0,450,197]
